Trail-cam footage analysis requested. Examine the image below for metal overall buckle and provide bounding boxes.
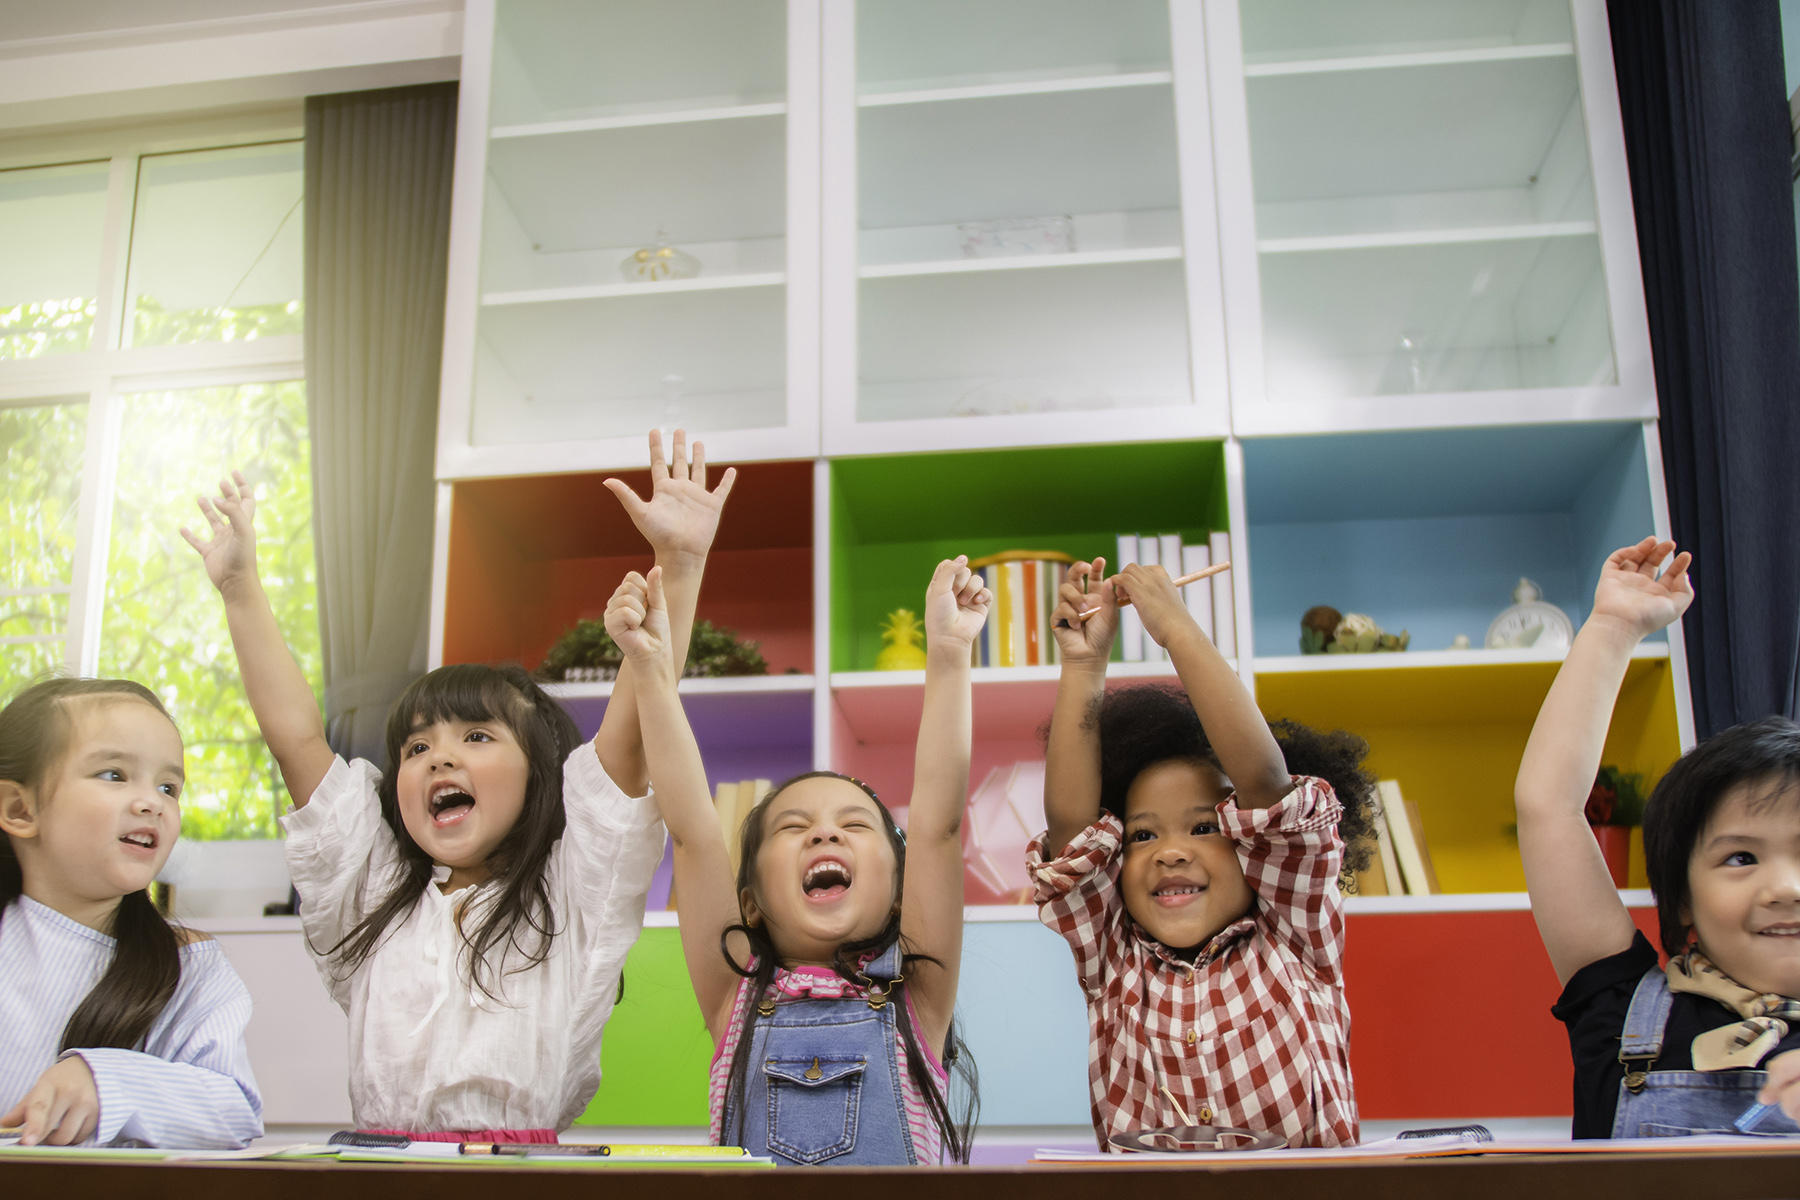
[1619,1052,1656,1093]
[864,973,903,1011]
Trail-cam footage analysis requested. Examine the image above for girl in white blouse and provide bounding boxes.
[183,432,734,1140]
[0,677,261,1149]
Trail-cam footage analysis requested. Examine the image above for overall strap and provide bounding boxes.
[1619,967,1674,1092]
[859,942,906,1009]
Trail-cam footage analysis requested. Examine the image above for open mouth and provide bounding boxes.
[803,858,852,901]
[119,830,158,852]
[1152,880,1206,907]
[1755,924,1800,938]
[429,782,475,826]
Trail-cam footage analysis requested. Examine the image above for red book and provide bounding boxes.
[1023,560,1040,666]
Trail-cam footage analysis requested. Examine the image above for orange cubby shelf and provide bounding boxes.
[443,459,815,674]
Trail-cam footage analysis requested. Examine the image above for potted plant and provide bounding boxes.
[1585,766,1645,888]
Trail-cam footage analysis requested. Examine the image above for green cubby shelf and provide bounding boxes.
[828,440,1229,672]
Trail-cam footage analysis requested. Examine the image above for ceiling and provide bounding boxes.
[0,0,453,48]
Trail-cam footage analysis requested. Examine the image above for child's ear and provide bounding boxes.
[0,781,40,840]
[739,887,763,929]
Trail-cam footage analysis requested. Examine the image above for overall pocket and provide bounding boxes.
[764,1055,867,1164]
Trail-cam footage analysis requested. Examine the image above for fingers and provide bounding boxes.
[712,465,737,503]
[669,428,689,481]
[690,438,706,490]
[1759,1049,1800,1113]
[647,428,668,482]
[927,555,964,596]
[197,495,226,534]
[1661,550,1693,595]
[645,564,667,611]
[602,477,648,516]
[16,1084,53,1146]
[177,525,208,554]
[605,573,649,631]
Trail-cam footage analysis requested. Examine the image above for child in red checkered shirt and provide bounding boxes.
[1028,558,1378,1150]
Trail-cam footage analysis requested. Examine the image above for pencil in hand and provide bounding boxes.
[1076,561,1232,623]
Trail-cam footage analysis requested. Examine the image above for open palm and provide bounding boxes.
[604,429,736,559]
[1591,537,1693,638]
[178,470,259,594]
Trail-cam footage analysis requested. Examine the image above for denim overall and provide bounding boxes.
[1611,968,1800,1138]
[722,945,918,1166]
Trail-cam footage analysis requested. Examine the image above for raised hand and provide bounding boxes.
[1051,558,1116,666]
[1114,562,1199,654]
[1590,537,1693,640]
[923,556,990,652]
[603,429,737,562]
[178,470,259,597]
[604,567,672,668]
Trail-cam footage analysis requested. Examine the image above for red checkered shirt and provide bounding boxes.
[1027,777,1358,1150]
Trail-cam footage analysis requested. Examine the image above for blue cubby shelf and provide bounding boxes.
[1243,422,1661,659]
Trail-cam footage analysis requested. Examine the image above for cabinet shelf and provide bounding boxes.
[491,101,787,140]
[1244,43,1572,78]
[860,245,1180,279]
[545,673,815,700]
[482,272,786,307]
[859,70,1171,108]
[1258,221,1593,255]
[1254,643,1668,676]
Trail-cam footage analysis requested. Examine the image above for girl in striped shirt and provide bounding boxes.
[0,678,261,1148]
[605,557,986,1165]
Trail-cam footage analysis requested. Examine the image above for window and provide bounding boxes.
[0,116,315,839]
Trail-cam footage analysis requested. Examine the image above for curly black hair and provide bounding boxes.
[1063,683,1378,873]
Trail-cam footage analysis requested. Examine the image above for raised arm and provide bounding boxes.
[603,566,742,1041]
[181,472,334,807]
[1043,559,1116,855]
[1518,537,1691,985]
[900,556,989,1050]
[594,430,736,794]
[1119,563,1291,809]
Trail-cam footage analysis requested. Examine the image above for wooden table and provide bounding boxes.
[3,1149,1798,1200]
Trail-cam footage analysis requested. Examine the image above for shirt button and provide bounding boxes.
[1199,1107,1213,1123]
[1186,1029,1198,1046]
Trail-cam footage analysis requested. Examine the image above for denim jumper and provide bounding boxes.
[721,945,919,1166]
[1611,968,1800,1138]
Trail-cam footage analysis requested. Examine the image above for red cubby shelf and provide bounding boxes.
[443,460,815,674]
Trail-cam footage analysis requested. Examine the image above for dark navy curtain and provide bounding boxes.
[1608,0,1800,738]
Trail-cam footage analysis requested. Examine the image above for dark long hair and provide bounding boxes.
[1072,683,1379,873]
[719,771,979,1163]
[321,664,582,1001]
[0,677,184,1051]
[1643,716,1800,956]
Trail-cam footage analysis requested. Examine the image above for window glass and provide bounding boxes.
[0,161,109,358]
[0,400,86,694]
[126,142,304,347]
[100,382,319,838]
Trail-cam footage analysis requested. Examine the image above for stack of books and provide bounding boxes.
[969,551,1076,668]
[1114,531,1236,661]
[1347,779,1442,896]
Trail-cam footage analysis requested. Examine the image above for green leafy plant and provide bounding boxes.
[1585,765,1646,827]
[536,618,768,682]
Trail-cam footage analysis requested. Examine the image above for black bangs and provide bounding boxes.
[388,663,552,749]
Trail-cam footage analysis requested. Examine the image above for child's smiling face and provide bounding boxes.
[1118,759,1253,951]
[1683,776,1800,996]
[744,777,899,967]
[394,715,530,881]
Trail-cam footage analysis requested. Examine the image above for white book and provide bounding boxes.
[1115,534,1143,662]
[1181,543,1214,641]
[1034,559,1054,667]
[1005,560,1028,667]
[1372,797,1404,898]
[1137,534,1165,660]
[1208,530,1236,658]
[1377,780,1428,896]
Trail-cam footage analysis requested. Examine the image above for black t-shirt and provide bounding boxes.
[1550,931,1800,1138]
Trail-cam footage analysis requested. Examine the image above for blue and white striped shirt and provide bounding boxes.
[0,895,262,1148]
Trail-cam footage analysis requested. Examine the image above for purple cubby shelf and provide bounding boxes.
[555,687,815,911]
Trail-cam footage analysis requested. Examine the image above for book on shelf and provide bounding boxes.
[1111,530,1232,656]
[712,779,773,878]
[969,552,1073,669]
[1373,797,1403,897]
[1376,779,1439,895]
[1345,848,1389,897]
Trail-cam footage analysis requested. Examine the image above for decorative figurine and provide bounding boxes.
[619,227,700,283]
[1485,577,1574,651]
[1303,608,1408,653]
[1300,606,1342,654]
[875,608,929,671]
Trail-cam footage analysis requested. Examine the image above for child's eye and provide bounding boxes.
[159,783,180,799]
[1128,828,1156,843]
[466,730,492,743]
[1724,851,1758,867]
[406,741,429,757]
[1192,822,1220,837]
[97,768,125,782]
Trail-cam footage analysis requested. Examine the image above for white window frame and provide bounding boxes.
[0,109,306,678]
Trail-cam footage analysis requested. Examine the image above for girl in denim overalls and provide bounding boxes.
[1517,538,1800,1138]
[605,557,987,1164]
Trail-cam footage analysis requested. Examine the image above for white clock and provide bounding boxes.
[1485,577,1574,651]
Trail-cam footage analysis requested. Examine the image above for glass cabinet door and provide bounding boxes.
[828,0,1225,451]
[1228,0,1618,408]
[468,0,803,453]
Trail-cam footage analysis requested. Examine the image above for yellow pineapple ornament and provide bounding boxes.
[875,608,928,671]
